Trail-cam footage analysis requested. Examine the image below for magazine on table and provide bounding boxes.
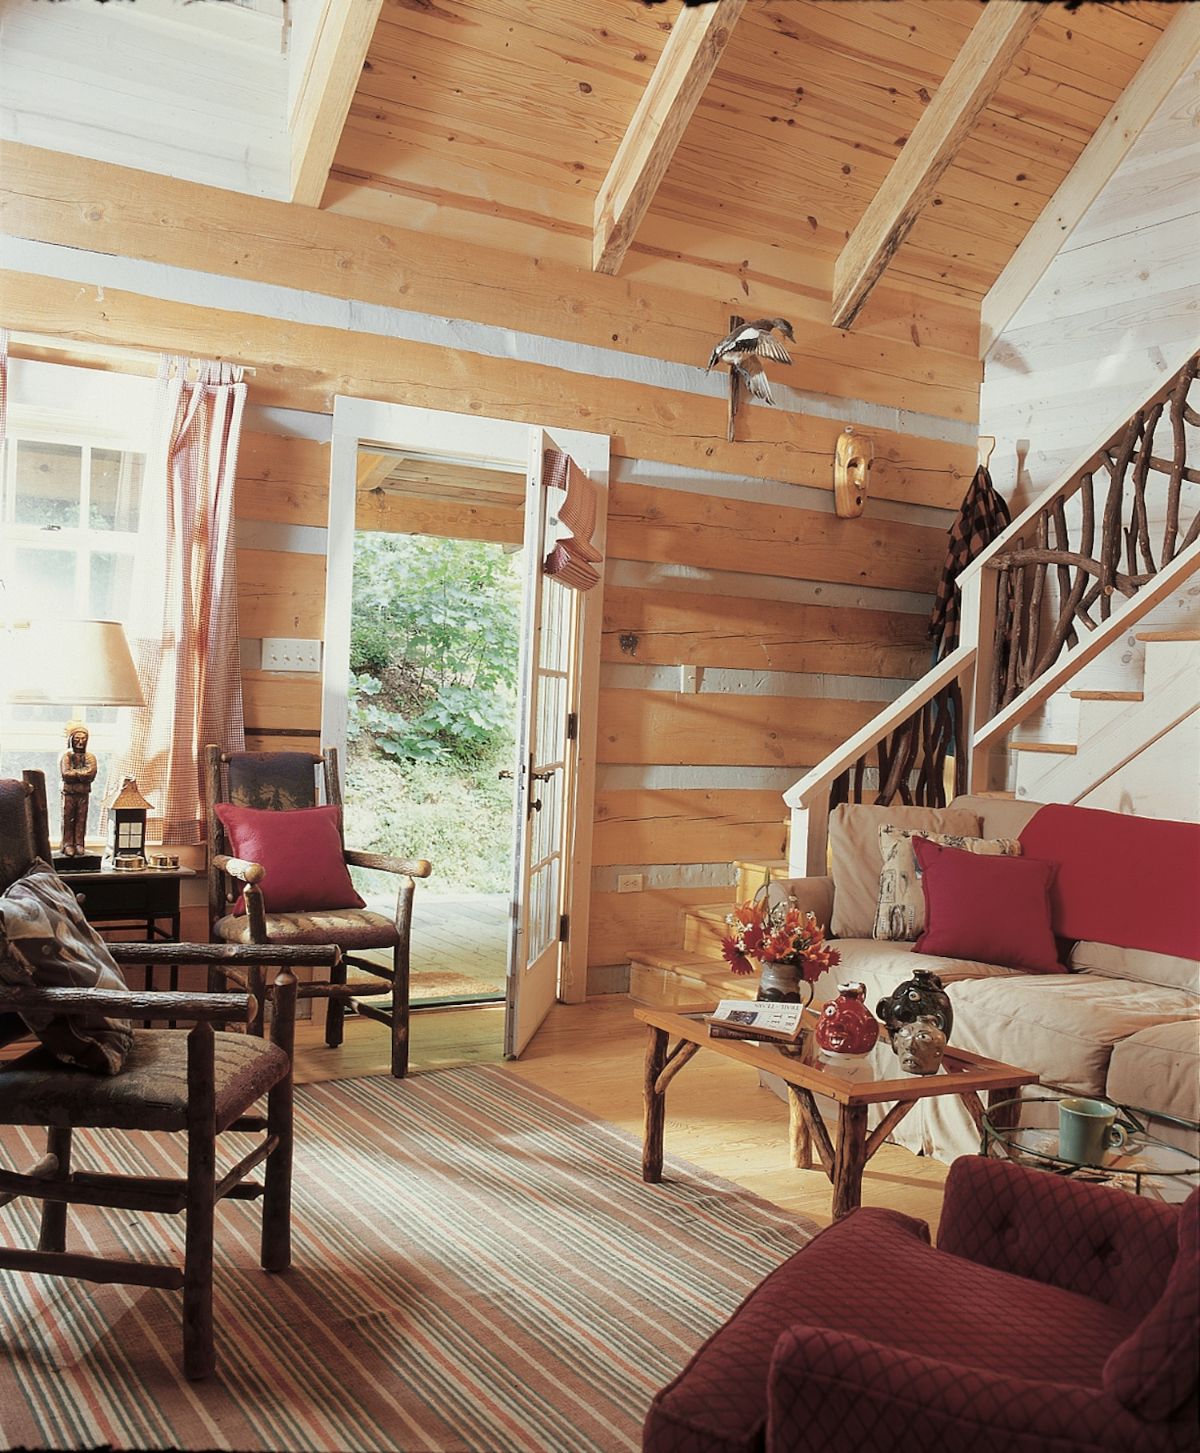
[706,999,806,1044]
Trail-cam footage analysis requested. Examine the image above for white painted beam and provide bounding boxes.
[289,0,383,208]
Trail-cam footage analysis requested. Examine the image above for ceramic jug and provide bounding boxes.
[876,967,953,1043]
[814,982,879,1057]
[891,1015,947,1075]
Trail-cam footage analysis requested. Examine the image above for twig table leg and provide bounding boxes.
[643,1026,669,1183]
[788,1087,812,1170]
[831,1103,869,1220]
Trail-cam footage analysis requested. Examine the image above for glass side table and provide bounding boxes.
[981,1095,1200,1202]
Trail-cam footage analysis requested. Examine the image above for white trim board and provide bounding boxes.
[3,236,977,448]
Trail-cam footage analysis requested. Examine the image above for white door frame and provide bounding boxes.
[323,394,609,1005]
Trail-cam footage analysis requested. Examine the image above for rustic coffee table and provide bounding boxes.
[635,1005,1039,1220]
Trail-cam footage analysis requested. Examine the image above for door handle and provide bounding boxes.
[528,798,542,816]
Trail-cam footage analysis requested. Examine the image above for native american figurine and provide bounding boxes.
[59,721,98,857]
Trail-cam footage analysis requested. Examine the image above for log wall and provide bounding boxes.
[0,145,976,983]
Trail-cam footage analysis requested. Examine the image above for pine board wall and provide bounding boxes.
[0,143,981,986]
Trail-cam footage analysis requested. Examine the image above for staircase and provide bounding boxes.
[628,352,1200,1010]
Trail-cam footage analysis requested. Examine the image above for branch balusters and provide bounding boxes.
[832,678,966,812]
[985,351,1199,711]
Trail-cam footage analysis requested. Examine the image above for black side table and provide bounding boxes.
[60,866,197,1003]
[60,865,195,942]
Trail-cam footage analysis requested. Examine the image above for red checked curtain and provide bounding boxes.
[119,357,247,844]
[542,448,602,592]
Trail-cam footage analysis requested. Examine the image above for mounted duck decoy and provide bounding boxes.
[706,317,795,407]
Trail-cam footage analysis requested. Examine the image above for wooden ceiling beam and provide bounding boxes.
[980,4,1200,356]
[832,0,1047,331]
[289,0,384,207]
[592,0,746,276]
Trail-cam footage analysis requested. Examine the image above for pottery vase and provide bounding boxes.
[756,961,814,1008]
[814,981,880,1057]
[876,967,953,1044]
[892,1015,947,1076]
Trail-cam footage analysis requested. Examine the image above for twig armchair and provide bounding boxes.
[203,746,432,1077]
[0,770,343,1380]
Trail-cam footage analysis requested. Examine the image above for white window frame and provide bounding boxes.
[1,364,156,840]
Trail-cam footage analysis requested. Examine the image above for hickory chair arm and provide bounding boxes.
[342,850,434,880]
[0,986,254,1023]
[937,1155,1179,1319]
[766,1326,1149,1453]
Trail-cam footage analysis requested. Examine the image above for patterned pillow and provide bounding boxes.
[873,827,1022,942]
[0,859,133,1074]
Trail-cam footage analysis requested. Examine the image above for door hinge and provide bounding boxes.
[559,913,570,944]
[566,712,578,741]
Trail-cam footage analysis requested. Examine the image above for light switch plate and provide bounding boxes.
[262,638,322,672]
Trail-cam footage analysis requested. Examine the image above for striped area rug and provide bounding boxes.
[0,1064,816,1452]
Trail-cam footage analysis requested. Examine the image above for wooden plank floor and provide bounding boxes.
[295,996,950,1235]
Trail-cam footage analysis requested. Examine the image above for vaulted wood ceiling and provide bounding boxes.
[322,0,1177,333]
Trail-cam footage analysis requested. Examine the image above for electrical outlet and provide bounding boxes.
[616,873,644,894]
[262,638,322,673]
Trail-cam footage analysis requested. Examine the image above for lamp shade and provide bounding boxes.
[3,619,145,707]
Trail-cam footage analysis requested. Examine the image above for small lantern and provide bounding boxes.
[109,777,153,862]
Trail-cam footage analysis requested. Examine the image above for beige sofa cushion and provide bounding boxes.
[828,803,981,939]
[1107,1019,1200,1128]
[943,973,1200,1098]
[950,794,1042,841]
[1069,941,1200,998]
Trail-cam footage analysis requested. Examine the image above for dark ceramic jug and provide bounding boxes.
[877,967,953,1044]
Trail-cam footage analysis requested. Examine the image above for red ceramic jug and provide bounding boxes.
[814,981,880,1057]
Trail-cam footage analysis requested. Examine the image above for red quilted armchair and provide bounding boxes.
[643,1157,1199,1453]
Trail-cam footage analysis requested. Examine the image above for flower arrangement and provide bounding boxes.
[720,896,841,981]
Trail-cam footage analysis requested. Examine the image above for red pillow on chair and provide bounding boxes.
[214,804,365,915]
[912,836,1064,974]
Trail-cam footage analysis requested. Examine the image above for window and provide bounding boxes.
[1,362,156,842]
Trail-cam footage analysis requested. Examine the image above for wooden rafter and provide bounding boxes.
[289,0,384,207]
[592,0,746,276]
[980,4,1200,356]
[831,0,1046,331]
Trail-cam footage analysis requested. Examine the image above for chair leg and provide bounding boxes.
[37,1127,72,1253]
[184,1024,217,1381]
[247,963,267,1039]
[391,941,410,1079]
[324,955,348,1048]
[263,974,296,1274]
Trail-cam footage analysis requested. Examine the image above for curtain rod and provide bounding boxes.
[8,332,257,376]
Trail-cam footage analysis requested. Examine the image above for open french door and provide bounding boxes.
[504,429,581,1057]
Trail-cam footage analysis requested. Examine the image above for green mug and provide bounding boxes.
[1058,1097,1128,1166]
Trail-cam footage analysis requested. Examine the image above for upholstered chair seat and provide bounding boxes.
[0,1030,289,1132]
[213,908,401,951]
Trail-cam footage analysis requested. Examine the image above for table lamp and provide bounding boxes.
[2,618,145,872]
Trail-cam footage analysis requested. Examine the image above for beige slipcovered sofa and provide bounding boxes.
[780,794,1200,1162]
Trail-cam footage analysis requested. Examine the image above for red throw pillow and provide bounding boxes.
[214,803,365,915]
[912,837,1063,973]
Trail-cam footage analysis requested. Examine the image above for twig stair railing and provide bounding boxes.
[785,350,1200,874]
[829,678,966,814]
[985,352,1199,713]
